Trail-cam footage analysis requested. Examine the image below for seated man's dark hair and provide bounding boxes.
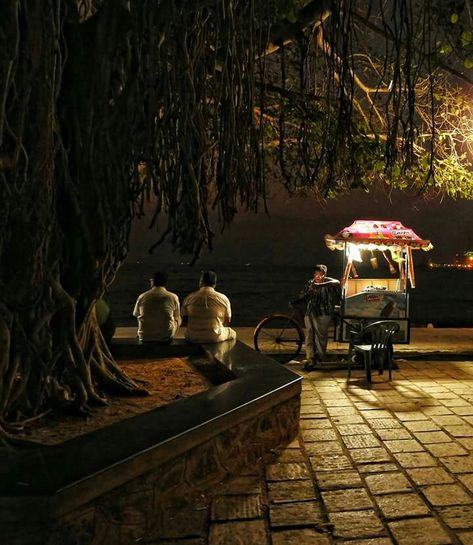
[200,270,217,287]
[314,264,328,275]
[152,271,168,286]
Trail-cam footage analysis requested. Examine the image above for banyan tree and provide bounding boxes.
[1,0,473,439]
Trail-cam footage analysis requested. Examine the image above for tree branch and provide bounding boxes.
[352,9,473,86]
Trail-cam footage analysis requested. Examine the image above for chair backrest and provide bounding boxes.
[360,320,400,350]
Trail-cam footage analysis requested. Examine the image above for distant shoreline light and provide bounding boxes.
[428,253,473,270]
[428,263,473,270]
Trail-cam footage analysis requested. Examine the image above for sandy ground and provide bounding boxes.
[22,357,210,446]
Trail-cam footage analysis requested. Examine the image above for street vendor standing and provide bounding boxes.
[293,264,341,371]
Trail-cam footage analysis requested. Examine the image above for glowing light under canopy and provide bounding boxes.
[325,220,433,252]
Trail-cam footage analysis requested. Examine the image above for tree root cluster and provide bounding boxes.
[0,279,148,444]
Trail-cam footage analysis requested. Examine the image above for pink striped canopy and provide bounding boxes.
[325,220,433,251]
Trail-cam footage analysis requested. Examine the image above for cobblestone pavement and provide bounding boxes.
[147,359,473,545]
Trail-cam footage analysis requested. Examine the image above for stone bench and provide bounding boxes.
[0,340,301,545]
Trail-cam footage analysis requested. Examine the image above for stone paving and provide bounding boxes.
[147,358,473,545]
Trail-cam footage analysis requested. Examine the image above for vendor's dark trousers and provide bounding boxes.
[304,313,332,361]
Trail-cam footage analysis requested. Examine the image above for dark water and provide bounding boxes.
[109,261,473,328]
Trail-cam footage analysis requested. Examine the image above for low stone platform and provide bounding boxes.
[0,340,301,545]
[115,326,473,359]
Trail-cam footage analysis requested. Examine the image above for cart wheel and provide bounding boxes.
[254,315,304,364]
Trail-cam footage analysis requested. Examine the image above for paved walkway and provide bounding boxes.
[115,326,473,543]
[147,357,473,545]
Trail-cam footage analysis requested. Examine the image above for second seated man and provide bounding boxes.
[182,270,236,343]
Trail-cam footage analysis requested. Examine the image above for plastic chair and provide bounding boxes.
[347,320,400,383]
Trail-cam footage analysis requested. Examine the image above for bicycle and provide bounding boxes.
[253,305,305,364]
[253,304,344,365]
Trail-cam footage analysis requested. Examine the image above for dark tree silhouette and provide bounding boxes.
[1,0,472,439]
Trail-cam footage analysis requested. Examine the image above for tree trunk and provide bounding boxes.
[0,0,147,435]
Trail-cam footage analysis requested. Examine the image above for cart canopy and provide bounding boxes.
[325,220,433,252]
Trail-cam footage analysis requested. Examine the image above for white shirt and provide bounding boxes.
[133,286,181,342]
[182,286,232,343]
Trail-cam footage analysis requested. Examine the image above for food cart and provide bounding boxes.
[325,220,433,343]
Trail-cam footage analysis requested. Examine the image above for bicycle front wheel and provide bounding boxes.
[254,315,304,364]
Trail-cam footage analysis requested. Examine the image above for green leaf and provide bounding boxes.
[287,9,297,23]
[374,160,384,171]
[451,13,459,24]
[464,58,473,68]
[461,31,473,46]
[439,43,453,55]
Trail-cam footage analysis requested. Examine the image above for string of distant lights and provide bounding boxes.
[428,252,473,270]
